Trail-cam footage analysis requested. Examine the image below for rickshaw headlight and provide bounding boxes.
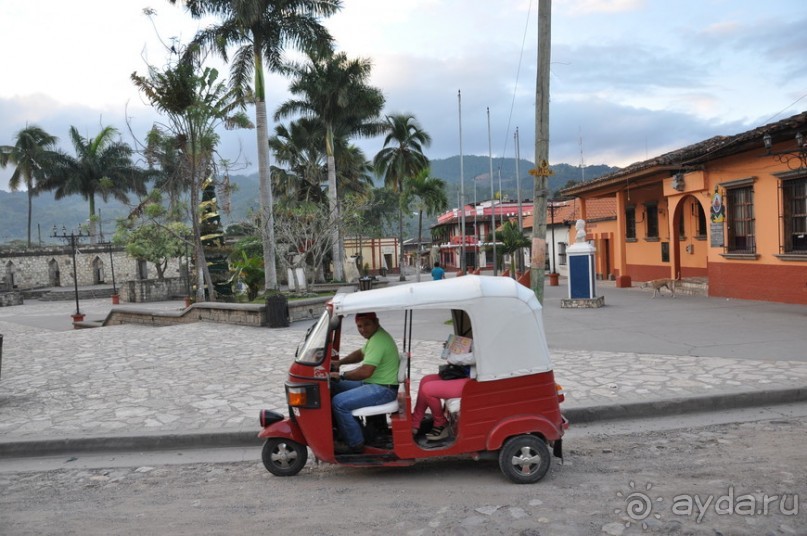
[259,409,284,428]
[556,383,566,403]
[285,383,321,409]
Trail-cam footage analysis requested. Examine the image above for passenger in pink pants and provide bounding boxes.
[412,374,470,441]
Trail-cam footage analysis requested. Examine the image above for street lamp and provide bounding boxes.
[762,132,807,169]
[52,225,89,323]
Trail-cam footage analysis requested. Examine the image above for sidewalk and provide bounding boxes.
[1,280,807,456]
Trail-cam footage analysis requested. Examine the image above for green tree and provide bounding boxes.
[492,220,530,277]
[115,219,190,280]
[43,126,147,243]
[228,239,265,301]
[268,118,327,204]
[275,47,385,281]
[373,113,432,281]
[132,56,252,302]
[171,0,341,291]
[404,168,447,281]
[0,125,59,247]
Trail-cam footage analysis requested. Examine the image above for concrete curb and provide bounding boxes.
[563,386,807,424]
[1,387,805,458]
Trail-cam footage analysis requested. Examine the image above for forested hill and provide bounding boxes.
[428,155,618,203]
[0,156,619,244]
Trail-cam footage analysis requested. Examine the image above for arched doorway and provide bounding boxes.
[48,259,61,287]
[92,256,105,284]
[4,261,15,289]
[671,195,708,279]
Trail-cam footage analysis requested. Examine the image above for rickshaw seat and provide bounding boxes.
[351,352,409,418]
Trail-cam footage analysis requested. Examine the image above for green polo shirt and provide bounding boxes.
[361,327,400,385]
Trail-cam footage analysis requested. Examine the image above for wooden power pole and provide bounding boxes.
[530,0,552,304]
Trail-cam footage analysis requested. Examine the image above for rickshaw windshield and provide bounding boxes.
[295,311,331,365]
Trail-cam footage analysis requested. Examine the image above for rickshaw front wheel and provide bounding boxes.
[262,438,308,477]
[498,434,550,484]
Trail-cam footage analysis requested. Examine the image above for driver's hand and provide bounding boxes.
[330,358,340,372]
[329,371,341,381]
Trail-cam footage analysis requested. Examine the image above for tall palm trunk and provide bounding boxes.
[398,186,405,281]
[254,48,278,291]
[26,189,33,247]
[88,194,97,244]
[416,209,424,282]
[325,127,344,281]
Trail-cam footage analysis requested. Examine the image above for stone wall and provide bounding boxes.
[0,291,23,307]
[123,277,187,303]
[102,296,329,328]
[0,246,182,291]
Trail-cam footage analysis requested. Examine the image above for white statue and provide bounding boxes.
[575,219,587,243]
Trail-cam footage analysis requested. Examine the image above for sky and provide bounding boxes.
[2,0,807,192]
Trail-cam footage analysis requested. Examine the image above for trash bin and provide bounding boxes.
[266,294,289,328]
[358,277,373,291]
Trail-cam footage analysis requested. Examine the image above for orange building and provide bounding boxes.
[562,111,807,305]
[521,198,617,280]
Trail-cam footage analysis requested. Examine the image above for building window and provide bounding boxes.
[645,204,659,239]
[783,177,807,253]
[695,202,707,238]
[558,242,567,265]
[726,186,755,253]
[678,211,686,239]
[625,206,636,240]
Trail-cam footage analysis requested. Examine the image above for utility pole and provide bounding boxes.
[515,127,524,273]
[487,108,498,275]
[530,0,552,303]
[458,90,466,273]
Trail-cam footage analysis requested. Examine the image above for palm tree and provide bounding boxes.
[373,114,432,281]
[132,58,253,302]
[44,126,146,242]
[0,125,59,247]
[268,119,327,204]
[404,168,447,281]
[275,48,385,281]
[494,220,530,277]
[171,0,341,290]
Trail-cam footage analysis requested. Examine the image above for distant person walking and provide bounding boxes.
[431,262,445,281]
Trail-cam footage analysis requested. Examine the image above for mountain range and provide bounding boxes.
[0,157,618,245]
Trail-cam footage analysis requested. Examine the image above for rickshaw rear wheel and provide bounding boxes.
[262,438,308,477]
[498,434,550,484]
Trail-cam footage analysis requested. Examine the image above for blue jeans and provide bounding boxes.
[332,380,397,447]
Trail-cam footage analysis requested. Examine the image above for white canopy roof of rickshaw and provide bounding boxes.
[330,275,553,381]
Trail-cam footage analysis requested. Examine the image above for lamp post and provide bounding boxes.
[52,225,89,324]
[762,132,807,169]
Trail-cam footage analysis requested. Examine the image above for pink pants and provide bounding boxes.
[412,374,470,428]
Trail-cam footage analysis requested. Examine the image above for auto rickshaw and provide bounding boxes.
[258,275,567,484]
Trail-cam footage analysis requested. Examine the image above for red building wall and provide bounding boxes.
[709,262,807,305]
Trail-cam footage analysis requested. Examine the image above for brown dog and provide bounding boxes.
[642,278,677,298]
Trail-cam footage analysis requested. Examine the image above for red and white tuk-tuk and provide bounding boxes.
[258,275,567,483]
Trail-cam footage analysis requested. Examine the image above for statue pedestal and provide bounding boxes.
[562,225,604,308]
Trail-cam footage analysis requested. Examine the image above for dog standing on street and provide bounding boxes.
[642,275,680,298]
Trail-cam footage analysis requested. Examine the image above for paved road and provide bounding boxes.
[0,276,806,455]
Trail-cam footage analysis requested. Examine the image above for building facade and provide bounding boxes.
[562,111,807,305]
